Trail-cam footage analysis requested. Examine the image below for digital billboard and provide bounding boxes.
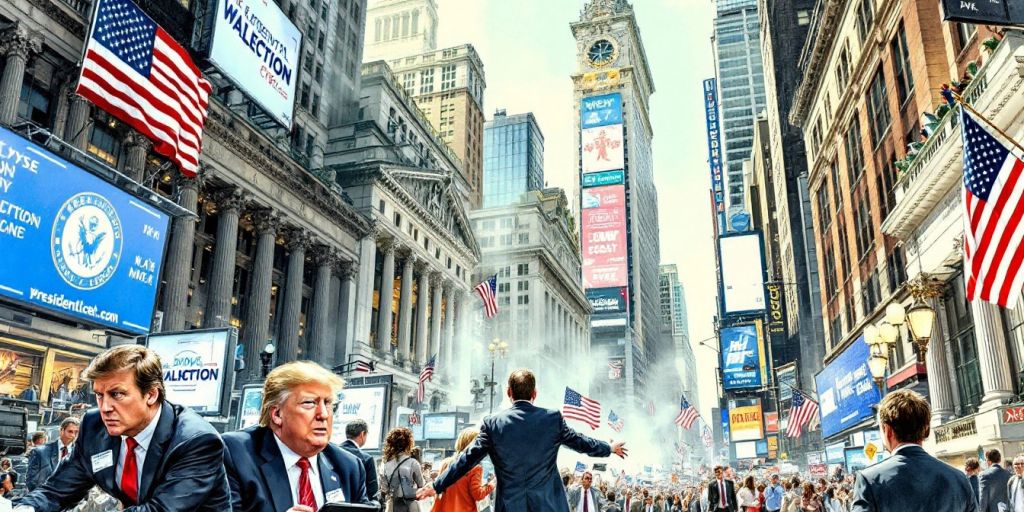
[719,232,767,315]
[720,321,767,390]
[825,442,846,463]
[776,363,796,403]
[581,185,627,289]
[704,78,725,228]
[424,414,458,440]
[728,400,764,442]
[734,441,757,459]
[209,0,301,127]
[587,287,627,313]
[582,125,624,174]
[236,384,263,430]
[815,335,882,438]
[0,127,170,334]
[333,385,389,450]
[581,93,623,128]
[582,170,624,188]
[145,328,237,416]
[721,408,731,443]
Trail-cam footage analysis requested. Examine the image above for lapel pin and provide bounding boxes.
[331,475,338,481]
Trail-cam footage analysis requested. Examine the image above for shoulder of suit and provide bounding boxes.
[323,442,360,467]
[169,403,222,443]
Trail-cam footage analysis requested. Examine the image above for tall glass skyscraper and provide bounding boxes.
[714,0,765,218]
[482,110,545,208]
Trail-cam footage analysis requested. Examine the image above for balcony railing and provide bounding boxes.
[57,0,91,16]
[933,414,978,444]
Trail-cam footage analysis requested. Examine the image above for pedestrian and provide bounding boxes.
[764,474,784,512]
[607,491,623,512]
[981,449,1011,512]
[737,476,758,512]
[430,428,494,512]
[850,389,975,511]
[783,477,802,512]
[381,427,425,512]
[26,417,79,491]
[340,418,381,506]
[1008,455,1024,511]
[756,483,766,511]
[706,466,737,512]
[966,457,981,503]
[800,482,822,512]
[568,471,604,511]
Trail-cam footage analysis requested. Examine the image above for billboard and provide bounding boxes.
[721,408,731,443]
[581,185,627,289]
[766,283,786,335]
[720,321,768,390]
[582,170,625,188]
[424,414,458,440]
[767,435,778,459]
[719,232,767,315]
[940,0,1023,25]
[844,446,885,472]
[581,93,623,128]
[764,412,779,433]
[815,335,882,438]
[776,363,796,403]
[825,442,846,463]
[145,328,237,416]
[734,441,757,459]
[0,127,171,334]
[582,125,624,174]
[209,0,302,127]
[236,384,263,430]
[704,78,725,228]
[728,400,764,442]
[333,385,389,450]
[587,288,627,313]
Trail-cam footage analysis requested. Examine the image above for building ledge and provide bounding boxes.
[887,361,926,388]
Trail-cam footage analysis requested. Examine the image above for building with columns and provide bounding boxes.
[363,0,438,63]
[325,61,479,418]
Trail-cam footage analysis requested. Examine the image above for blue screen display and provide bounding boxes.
[815,335,882,438]
[0,127,170,333]
[720,323,766,390]
[581,93,623,128]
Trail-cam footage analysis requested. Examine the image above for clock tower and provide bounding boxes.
[571,0,662,411]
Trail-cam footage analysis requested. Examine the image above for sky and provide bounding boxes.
[434,0,721,420]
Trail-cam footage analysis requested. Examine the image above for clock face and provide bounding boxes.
[587,39,616,67]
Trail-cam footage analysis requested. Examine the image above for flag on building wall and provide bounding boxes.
[786,390,819,438]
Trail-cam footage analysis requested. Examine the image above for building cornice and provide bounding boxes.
[789,0,847,127]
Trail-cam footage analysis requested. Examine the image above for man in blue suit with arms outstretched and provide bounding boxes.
[417,369,628,511]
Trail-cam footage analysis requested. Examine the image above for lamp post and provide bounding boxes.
[863,276,940,395]
[260,341,276,379]
[487,338,509,414]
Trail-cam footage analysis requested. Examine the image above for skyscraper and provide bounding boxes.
[572,0,662,407]
[363,0,438,62]
[482,110,545,208]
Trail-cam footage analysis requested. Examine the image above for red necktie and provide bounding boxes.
[720,480,726,507]
[297,457,316,508]
[121,437,139,503]
[60,446,68,460]
[583,489,589,512]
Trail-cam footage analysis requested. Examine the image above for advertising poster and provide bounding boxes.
[719,232,767,315]
[582,169,625,188]
[815,335,882,438]
[720,322,767,390]
[728,400,764,442]
[776,364,796,403]
[767,436,778,459]
[581,185,627,289]
[145,328,236,415]
[844,446,886,472]
[721,408,731,443]
[237,384,263,430]
[210,0,302,127]
[825,442,846,463]
[424,415,457,440]
[582,124,624,174]
[333,385,388,450]
[0,127,171,334]
[587,287,627,313]
[734,441,757,459]
[581,93,623,128]
[940,0,1023,25]
[704,78,725,228]
[764,412,779,433]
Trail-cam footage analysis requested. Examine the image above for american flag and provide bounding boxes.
[607,360,623,380]
[961,109,1024,306]
[473,275,498,319]
[786,390,819,438]
[702,425,713,448]
[78,0,210,177]
[416,355,436,403]
[354,360,374,373]
[674,395,699,429]
[563,387,601,430]
[607,410,624,432]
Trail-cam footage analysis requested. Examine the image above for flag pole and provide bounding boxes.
[953,92,1024,155]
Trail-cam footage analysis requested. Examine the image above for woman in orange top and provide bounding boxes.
[431,428,496,512]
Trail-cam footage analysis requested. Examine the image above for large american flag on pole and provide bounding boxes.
[562,387,601,430]
[78,0,211,177]
[785,390,819,438]
[674,395,699,429]
[961,109,1024,306]
[473,275,498,319]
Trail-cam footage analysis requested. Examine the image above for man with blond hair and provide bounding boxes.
[222,360,369,512]
[14,344,231,512]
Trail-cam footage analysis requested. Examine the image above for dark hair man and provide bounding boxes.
[14,345,230,512]
[850,389,975,511]
[417,369,627,511]
[26,417,80,491]
[707,465,737,512]
[980,448,1011,512]
[965,457,981,502]
[30,432,46,447]
[340,418,380,504]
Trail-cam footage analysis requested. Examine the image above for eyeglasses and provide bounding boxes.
[1013,463,1024,466]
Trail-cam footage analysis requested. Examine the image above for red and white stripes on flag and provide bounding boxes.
[474,275,498,319]
[78,0,211,178]
[674,396,699,429]
[960,109,1024,306]
[416,355,435,403]
[562,387,601,430]
[354,360,374,373]
[785,390,819,438]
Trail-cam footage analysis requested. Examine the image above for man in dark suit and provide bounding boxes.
[26,417,79,490]
[851,389,976,512]
[14,345,231,512]
[966,457,982,504]
[416,369,627,511]
[223,361,369,512]
[339,418,380,503]
[980,449,1011,512]
[706,466,737,512]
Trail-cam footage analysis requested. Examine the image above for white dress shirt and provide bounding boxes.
[576,487,595,512]
[274,434,326,509]
[116,405,161,491]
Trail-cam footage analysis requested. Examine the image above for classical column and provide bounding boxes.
[122,131,152,183]
[160,173,202,331]
[354,233,379,348]
[50,73,73,139]
[337,260,357,363]
[242,210,279,383]
[306,246,334,366]
[928,298,955,426]
[203,189,244,328]
[973,301,1015,411]
[0,27,40,125]
[277,229,310,364]
[429,273,443,363]
[65,90,91,151]
[414,263,431,365]
[396,252,416,364]
[443,285,456,374]
[375,240,397,351]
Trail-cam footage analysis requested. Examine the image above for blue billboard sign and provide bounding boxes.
[0,127,170,333]
[815,335,882,438]
[720,322,767,390]
[587,287,627,314]
[582,169,625,188]
[721,408,731,443]
[581,93,623,129]
[703,78,725,229]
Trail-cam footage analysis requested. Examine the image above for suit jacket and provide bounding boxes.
[851,445,976,512]
[567,486,603,512]
[432,401,611,512]
[223,425,369,512]
[26,441,65,491]
[706,479,737,512]
[980,465,1012,512]
[340,439,380,502]
[1007,475,1024,509]
[17,402,231,512]
[971,474,981,503]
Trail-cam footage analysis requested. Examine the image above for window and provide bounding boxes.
[517,263,529,276]
[830,158,843,208]
[844,116,865,184]
[419,69,434,94]
[855,0,874,43]
[829,315,843,349]
[837,217,851,280]
[517,280,529,292]
[816,184,832,229]
[394,212,402,227]
[955,23,977,52]
[877,155,897,219]
[867,68,891,146]
[500,234,513,246]
[518,233,529,245]
[517,295,530,305]
[886,246,907,293]
[836,46,851,88]
[500,218,513,229]
[797,10,810,25]
[861,270,882,315]
[497,283,510,293]
[853,192,873,260]
[823,240,838,299]
[402,73,415,92]
[87,124,121,166]
[892,24,914,106]
[300,83,311,109]
[944,273,983,415]
[441,65,456,91]
[17,76,51,127]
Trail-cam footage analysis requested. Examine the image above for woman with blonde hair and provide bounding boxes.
[380,427,425,512]
[431,428,495,512]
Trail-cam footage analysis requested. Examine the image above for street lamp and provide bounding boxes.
[487,338,509,414]
[866,340,889,396]
[260,341,276,379]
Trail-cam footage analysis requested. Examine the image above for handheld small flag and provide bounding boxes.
[607,410,624,432]
[563,387,601,430]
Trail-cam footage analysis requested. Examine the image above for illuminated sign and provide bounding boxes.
[581,185,627,289]
[582,124,624,174]
[145,328,237,416]
[720,321,768,390]
[719,232,767,315]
